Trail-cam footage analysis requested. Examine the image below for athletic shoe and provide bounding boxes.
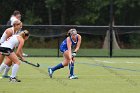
[69,75,78,79]
[2,75,10,78]
[22,53,28,57]
[68,74,78,78]
[48,68,53,78]
[9,77,21,82]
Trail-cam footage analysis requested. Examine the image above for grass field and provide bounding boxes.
[0,57,140,93]
[23,48,140,57]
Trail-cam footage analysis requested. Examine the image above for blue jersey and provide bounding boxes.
[60,35,78,53]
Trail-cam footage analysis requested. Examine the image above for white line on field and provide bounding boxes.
[94,59,140,64]
[94,60,115,63]
[18,74,140,77]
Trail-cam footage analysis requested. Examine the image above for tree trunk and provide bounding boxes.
[48,7,52,25]
[61,0,66,25]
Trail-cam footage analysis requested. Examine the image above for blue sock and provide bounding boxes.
[70,62,74,76]
[51,63,64,72]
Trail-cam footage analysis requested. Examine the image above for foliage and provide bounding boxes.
[23,10,42,25]
[1,0,140,48]
[0,0,140,25]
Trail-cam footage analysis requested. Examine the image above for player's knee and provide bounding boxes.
[67,56,71,61]
[63,60,69,66]
[15,60,21,65]
[64,62,69,66]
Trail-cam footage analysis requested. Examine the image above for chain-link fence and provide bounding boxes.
[0,25,140,57]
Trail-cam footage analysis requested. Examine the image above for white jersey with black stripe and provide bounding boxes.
[1,35,19,49]
[0,27,15,44]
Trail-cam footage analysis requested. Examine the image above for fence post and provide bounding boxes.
[57,37,60,57]
[109,0,114,57]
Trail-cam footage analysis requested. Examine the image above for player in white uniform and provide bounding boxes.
[0,20,22,44]
[7,11,28,57]
[7,10,21,26]
[0,30,29,82]
[0,20,22,78]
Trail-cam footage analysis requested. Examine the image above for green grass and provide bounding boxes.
[23,48,140,56]
[23,48,109,56]
[0,57,140,93]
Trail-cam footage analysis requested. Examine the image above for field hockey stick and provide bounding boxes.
[20,59,40,67]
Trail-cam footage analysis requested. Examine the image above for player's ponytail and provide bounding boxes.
[23,30,29,37]
[19,30,29,39]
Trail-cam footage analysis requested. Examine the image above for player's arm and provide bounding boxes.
[20,49,23,55]
[16,36,25,61]
[67,37,72,58]
[5,29,12,39]
[74,34,81,52]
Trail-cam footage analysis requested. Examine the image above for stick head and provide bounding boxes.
[36,63,40,67]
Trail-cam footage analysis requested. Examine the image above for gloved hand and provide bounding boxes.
[19,57,25,62]
[72,51,76,57]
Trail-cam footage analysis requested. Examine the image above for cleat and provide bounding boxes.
[22,53,28,57]
[69,75,78,79]
[48,68,53,78]
[2,75,10,78]
[9,77,21,82]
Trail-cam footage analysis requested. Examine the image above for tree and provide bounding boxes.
[0,0,140,25]
[23,4,42,25]
[114,0,140,25]
[45,0,66,25]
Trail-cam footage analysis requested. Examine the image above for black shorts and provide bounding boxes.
[0,47,13,56]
